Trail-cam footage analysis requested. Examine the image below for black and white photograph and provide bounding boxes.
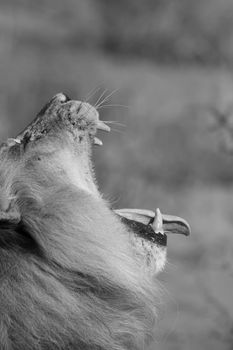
[0,1,233,349]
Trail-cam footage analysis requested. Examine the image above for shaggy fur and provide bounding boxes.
[0,129,161,350]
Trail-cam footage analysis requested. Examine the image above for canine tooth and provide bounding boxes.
[152,208,164,234]
[13,138,21,144]
[94,137,103,146]
[7,138,21,145]
[97,121,111,132]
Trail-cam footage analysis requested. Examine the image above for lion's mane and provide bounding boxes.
[0,143,159,350]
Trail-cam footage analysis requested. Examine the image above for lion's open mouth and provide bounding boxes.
[115,208,190,247]
[6,93,190,247]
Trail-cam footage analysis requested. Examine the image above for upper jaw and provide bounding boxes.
[14,93,110,147]
[0,93,111,200]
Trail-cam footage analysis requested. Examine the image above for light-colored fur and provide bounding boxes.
[0,135,162,350]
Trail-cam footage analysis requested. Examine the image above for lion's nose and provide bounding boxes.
[37,93,71,117]
[53,93,71,104]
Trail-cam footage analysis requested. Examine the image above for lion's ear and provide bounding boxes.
[0,192,21,225]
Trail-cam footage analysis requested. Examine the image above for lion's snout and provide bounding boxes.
[12,93,110,149]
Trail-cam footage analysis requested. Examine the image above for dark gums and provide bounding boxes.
[121,217,167,247]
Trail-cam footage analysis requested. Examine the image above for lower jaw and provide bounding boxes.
[131,233,167,274]
[119,216,167,247]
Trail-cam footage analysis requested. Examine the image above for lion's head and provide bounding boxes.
[0,93,190,350]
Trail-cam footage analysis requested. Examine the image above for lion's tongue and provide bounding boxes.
[115,208,190,236]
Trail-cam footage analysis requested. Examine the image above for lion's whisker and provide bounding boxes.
[95,88,119,109]
[96,104,129,110]
[84,86,102,104]
[100,120,126,128]
[94,89,109,108]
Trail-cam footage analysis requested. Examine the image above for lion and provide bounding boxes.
[0,93,190,350]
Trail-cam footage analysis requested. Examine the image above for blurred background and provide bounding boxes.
[1,0,233,349]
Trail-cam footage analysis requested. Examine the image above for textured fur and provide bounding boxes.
[0,131,161,350]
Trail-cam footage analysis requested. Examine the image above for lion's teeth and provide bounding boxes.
[94,137,103,146]
[14,139,21,144]
[152,208,164,235]
[97,121,111,132]
[7,138,21,145]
